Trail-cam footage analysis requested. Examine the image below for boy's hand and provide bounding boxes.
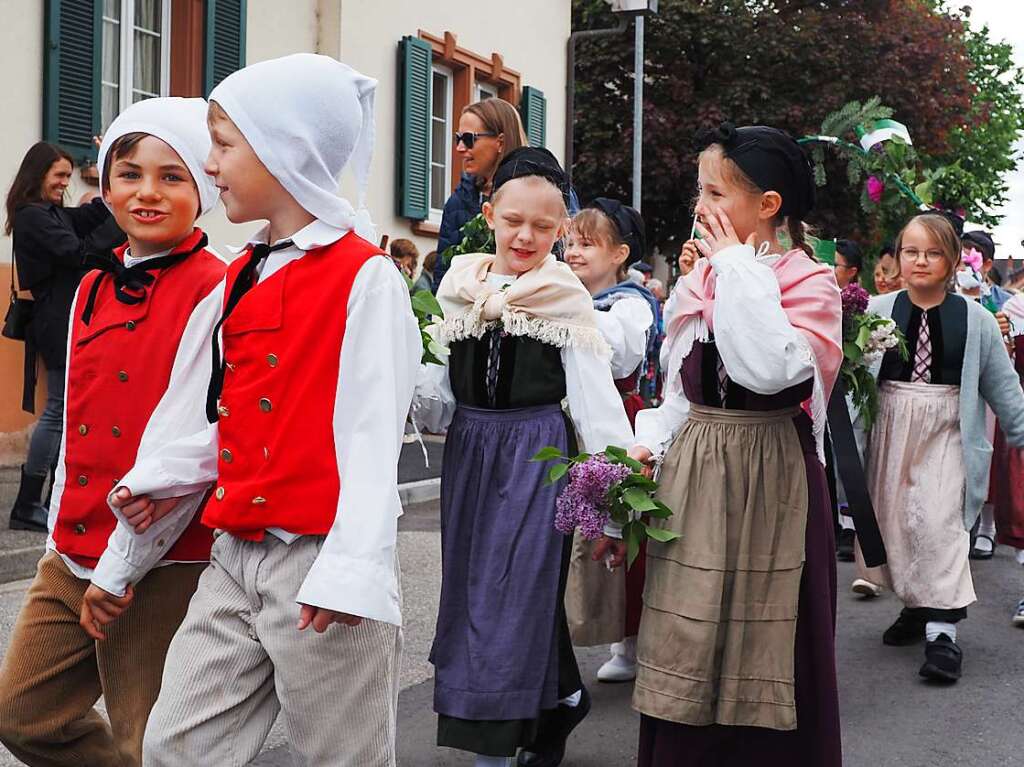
[297,604,363,633]
[592,535,627,570]
[109,487,181,533]
[80,583,134,640]
[996,311,1011,337]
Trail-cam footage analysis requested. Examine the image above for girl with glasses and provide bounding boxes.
[857,212,1024,682]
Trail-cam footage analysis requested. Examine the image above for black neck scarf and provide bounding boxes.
[205,239,294,423]
[80,233,209,325]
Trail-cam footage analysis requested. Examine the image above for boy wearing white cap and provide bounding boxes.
[109,54,420,765]
[0,97,226,767]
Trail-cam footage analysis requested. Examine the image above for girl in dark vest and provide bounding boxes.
[417,148,634,767]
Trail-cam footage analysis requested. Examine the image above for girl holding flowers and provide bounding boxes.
[627,124,844,766]
[857,212,1024,682]
[563,199,659,683]
[414,147,633,767]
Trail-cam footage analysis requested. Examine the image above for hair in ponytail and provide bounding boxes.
[786,216,814,258]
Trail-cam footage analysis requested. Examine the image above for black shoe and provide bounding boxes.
[836,528,856,562]
[8,466,48,533]
[883,610,926,646]
[517,688,592,767]
[919,634,962,683]
[969,534,995,560]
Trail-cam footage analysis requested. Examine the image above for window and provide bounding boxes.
[475,82,498,101]
[101,0,171,130]
[430,65,454,220]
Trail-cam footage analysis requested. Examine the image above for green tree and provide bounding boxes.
[571,0,988,257]
[925,11,1024,226]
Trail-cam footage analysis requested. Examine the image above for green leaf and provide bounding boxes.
[604,445,628,461]
[625,523,642,568]
[621,456,645,472]
[547,462,569,485]
[646,501,673,519]
[622,487,658,513]
[644,523,681,543]
[531,446,566,463]
[411,290,443,319]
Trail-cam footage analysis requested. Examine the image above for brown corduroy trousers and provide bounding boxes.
[0,551,204,767]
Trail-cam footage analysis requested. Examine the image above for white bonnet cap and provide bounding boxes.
[209,53,377,240]
[97,96,219,216]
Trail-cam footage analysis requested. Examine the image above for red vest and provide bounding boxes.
[201,233,381,539]
[53,229,223,566]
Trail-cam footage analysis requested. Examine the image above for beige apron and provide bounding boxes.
[858,381,976,609]
[565,534,626,646]
[633,404,809,731]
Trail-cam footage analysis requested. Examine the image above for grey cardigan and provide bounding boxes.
[869,290,1024,530]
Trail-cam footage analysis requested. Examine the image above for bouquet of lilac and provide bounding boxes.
[840,283,907,429]
[531,445,679,567]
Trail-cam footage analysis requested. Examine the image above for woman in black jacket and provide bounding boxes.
[432,98,528,292]
[4,141,124,531]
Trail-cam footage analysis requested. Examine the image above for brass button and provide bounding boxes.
[117,371,129,382]
[220,448,233,463]
[78,424,88,436]
[214,486,225,500]
[217,405,230,418]
[74,523,86,535]
[77,475,88,487]
[156,538,165,548]
[252,496,267,505]
[258,398,272,413]
[266,353,278,367]
[111,426,121,438]
[125,320,136,331]
[263,447,270,461]
[225,361,236,371]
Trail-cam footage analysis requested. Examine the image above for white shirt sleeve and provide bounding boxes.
[633,389,692,458]
[91,278,226,596]
[596,297,654,380]
[411,325,456,434]
[710,244,815,394]
[295,257,420,626]
[562,345,635,455]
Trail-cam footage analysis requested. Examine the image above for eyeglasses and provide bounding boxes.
[454,131,497,149]
[899,248,946,263]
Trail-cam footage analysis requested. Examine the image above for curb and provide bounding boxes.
[398,478,441,506]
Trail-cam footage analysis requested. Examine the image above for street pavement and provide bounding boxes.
[0,469,1022,765]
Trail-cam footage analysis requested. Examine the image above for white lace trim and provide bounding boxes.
[439,303,612,359]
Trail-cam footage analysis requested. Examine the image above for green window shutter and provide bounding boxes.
[520,86,547,148]
[204,0,247,97]
[396,36,432,220]
[43,0,102,163]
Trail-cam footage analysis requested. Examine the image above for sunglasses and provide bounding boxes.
[454,131,497,149]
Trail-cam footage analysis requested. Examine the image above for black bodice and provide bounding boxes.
[448,328,566,409]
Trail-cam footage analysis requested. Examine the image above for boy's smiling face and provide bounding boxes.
[103,135,200,258]
[205,102,285,225]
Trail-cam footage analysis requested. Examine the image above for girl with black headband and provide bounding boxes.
[562,199,659,686]
[624,124,844,766]
[414,147,634,767]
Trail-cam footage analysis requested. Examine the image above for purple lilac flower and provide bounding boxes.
[841,283,870,317]
[554,455,630,539]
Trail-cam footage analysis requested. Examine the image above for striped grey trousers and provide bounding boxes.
[143,532,401,766]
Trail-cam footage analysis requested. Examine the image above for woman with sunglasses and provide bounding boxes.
[432,99,528,292]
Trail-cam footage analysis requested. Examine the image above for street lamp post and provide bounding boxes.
[608,0,658,213]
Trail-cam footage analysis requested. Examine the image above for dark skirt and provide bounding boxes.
[432,404,582,757]
[637,413,842,767]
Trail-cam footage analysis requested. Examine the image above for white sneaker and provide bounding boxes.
[851,578,883,598]
[1013,600,1024,627]
[597,639,637,683]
